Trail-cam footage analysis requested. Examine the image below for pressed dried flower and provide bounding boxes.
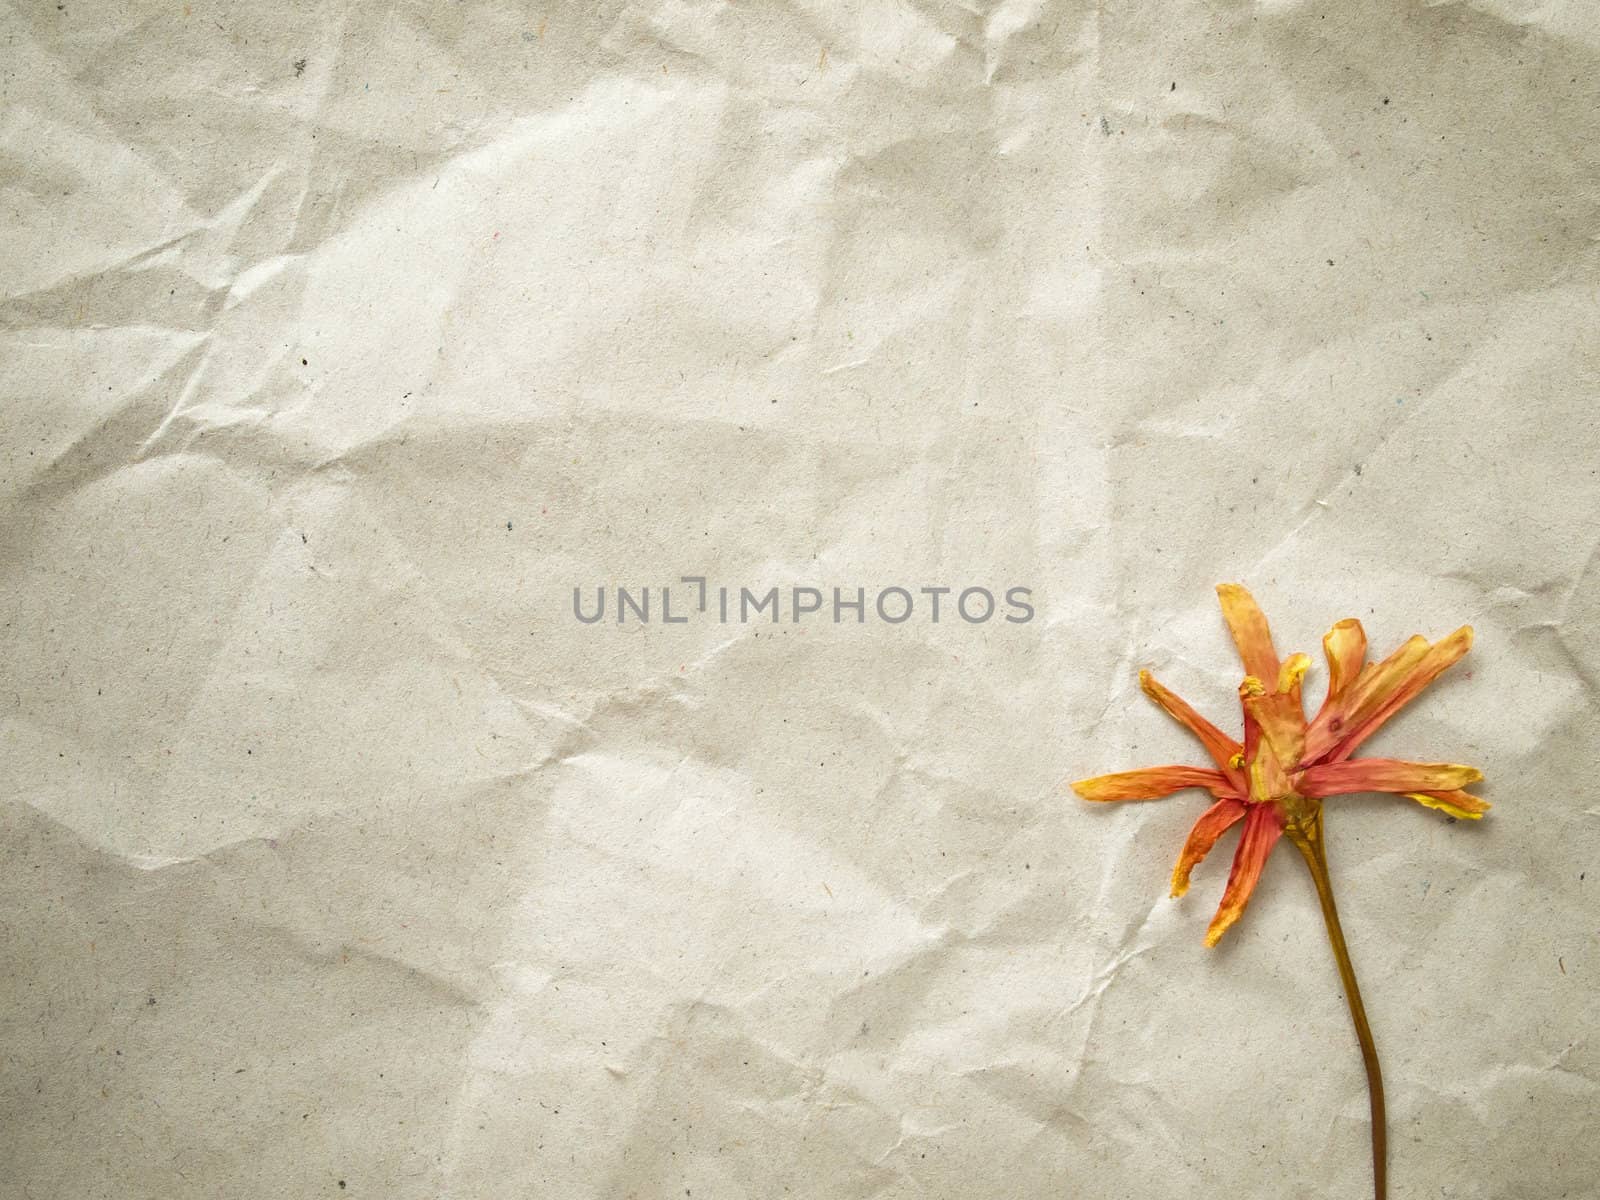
[1073,584,1487,1199]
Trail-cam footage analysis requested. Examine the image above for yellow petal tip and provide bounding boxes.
[1404,790,1492,820]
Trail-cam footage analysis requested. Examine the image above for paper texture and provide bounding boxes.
[4,2,1598,1196]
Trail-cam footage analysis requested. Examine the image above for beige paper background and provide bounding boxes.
[4,1,1598,1196]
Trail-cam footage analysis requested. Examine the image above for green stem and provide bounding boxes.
[1288,813,1387,1200]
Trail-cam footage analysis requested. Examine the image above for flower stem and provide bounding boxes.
[1288,813,1387,1200]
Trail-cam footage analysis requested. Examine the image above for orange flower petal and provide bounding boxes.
[1276,651,1311,710]
[1171,797,1248,897]
[1242,657,1309,766]
[1246,721,1297,805]
[1306,627,1472,762]
[1299,757,1483,797]
[1139,670,1247,788]
[1216,583,1280,682]
[1238,676,1264,766]
[1317,618,1367,713]
[1204,802,1284,947]
[1072,766,1232,802]
[1326,626,1473,761]
[1404,789,1492,820]
[1307,635,1430,759]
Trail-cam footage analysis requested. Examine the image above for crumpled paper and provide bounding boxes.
[4,1,1598,1196]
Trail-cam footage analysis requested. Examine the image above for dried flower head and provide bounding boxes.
[1074,583,1485,944]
